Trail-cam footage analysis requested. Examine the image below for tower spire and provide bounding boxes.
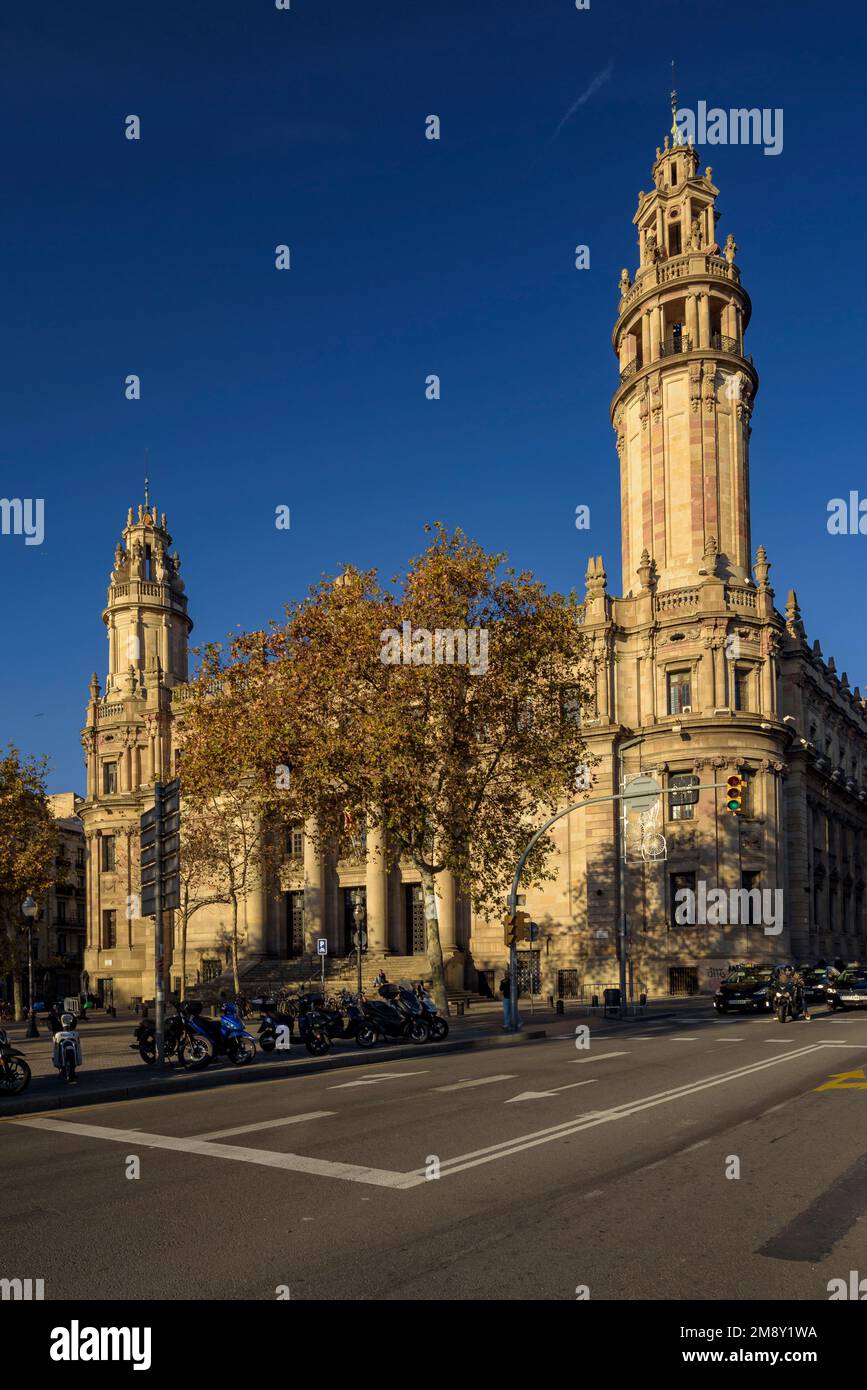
[670,60,680,145]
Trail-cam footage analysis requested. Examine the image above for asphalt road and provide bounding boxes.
[5,1004,867,1301]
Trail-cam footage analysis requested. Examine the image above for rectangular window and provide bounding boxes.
[57,933,67,955]
[670,871,697,929]
[667,671,692,715]
[668,222,682,255]
[102,910,117,949]
[103,762,118,794]
[56,899,67,924]
[560,686,583,726]
[285,825,304,859]
[668,773,699,821]
[202,958,222,983]
[76,847,85,867]
[101,835,116,872]
[733,668,751,711]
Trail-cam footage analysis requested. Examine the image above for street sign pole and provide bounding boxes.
[140,778,180,1069]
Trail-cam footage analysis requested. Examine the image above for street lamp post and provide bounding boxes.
[21,896,40,1037]
[351,889,367,998]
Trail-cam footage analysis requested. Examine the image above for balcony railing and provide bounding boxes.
[711,332,739,353]
[619,358,640,383]
[659,334,692,357]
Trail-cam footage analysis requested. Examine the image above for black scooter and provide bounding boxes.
[0,1027,31,1096]
[355,984,429,1047]
[774,982,806,1023]
[258,1007,295,1053]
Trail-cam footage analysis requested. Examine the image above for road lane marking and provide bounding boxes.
[572,1051,628,1065]
[432,1074,515,1092]
[193,1111,335,1140]
[8,1117,411,1189]
[716,1037,745,1042]
[328,1071,429,1090]
[670,1037,697,1041]
[505,1080,597,1103]
[412,1043,830,1180]
[815,1068,867,1091]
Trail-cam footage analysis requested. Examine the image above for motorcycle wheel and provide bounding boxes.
[305,1033,331,1057]
[227,1037,256,1066]
[355,1024,378,1048]
[408,1020,430,1044]
[178,1035,212,1070]
[777,1002,788,1024]
[0,1058,31,1095]
[259,1035,276,1053]
[63,1056,76,1083]
[430,1017,449,1041]
[138,1041,157,1065]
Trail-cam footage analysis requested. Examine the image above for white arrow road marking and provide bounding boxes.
[432,1074,515,1092]
[505,1080,598,1103]
[193,1111,334,1141]
[8,1116,411,1189]
[572,1051,628,1065]
[328,1071,428,1090]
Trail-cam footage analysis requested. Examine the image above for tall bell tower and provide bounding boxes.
[79,493,192,1005]
[611,96,758,597]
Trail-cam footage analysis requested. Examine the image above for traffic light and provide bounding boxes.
[140,778,181,916]
[503,910,532,947]
[725,774,746,815]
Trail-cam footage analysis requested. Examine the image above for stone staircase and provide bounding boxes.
[186,954,492,1010]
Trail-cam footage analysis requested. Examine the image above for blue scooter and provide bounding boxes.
[179,1001,257,1069]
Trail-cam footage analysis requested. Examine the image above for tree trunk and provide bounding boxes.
[419,864,448,1016]
[12,965,24,1023]
[230,896,241,995]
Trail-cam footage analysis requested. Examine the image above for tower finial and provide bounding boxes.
[670,60,679,144]
[144,447,150,511]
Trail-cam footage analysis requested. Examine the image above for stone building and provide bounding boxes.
[469,122,867,999]
[80,122,867,1007]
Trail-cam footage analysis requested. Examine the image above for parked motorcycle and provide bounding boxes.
[415,982,449,1041]
[0,1027,31,1096]
[258,1007,295,1053]
[355,983,430,1047]
[182,1000,257,1067]
[51,1011,82,1084]
[132,1005,193,1065]
[294,994,333,1056]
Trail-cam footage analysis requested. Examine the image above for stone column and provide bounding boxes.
[302,819,325,954]
[641,311,651,365]
[698,292,711,349]
[712,640,725,708]
[686,292,699,348]
[436,869,457,951]
[649,305,661,361]
[365,821,389,952]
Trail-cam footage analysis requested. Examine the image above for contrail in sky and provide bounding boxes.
[550,62,614,142]
[525,62,614,176]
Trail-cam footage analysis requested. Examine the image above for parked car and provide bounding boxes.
[713,964,781,1013]
[827,968,867,1011]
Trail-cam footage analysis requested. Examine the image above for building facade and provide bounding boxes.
[80,124,867,1007]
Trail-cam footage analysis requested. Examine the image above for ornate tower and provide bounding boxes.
[610,106,758,597]
[79,495,192,1003]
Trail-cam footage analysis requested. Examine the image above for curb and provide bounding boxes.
[1,1027,548,1119]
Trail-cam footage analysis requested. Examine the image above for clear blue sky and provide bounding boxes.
[3,0,866,792]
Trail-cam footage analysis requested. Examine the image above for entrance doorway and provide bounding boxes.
[285,891,304,957]
[405,885,426,955]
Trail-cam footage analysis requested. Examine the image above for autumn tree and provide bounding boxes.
[180,525,593,1013]
[0,747,58,1020]
[173,802,235,1001]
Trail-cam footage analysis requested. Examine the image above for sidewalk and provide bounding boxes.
[0,995,711,1118]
